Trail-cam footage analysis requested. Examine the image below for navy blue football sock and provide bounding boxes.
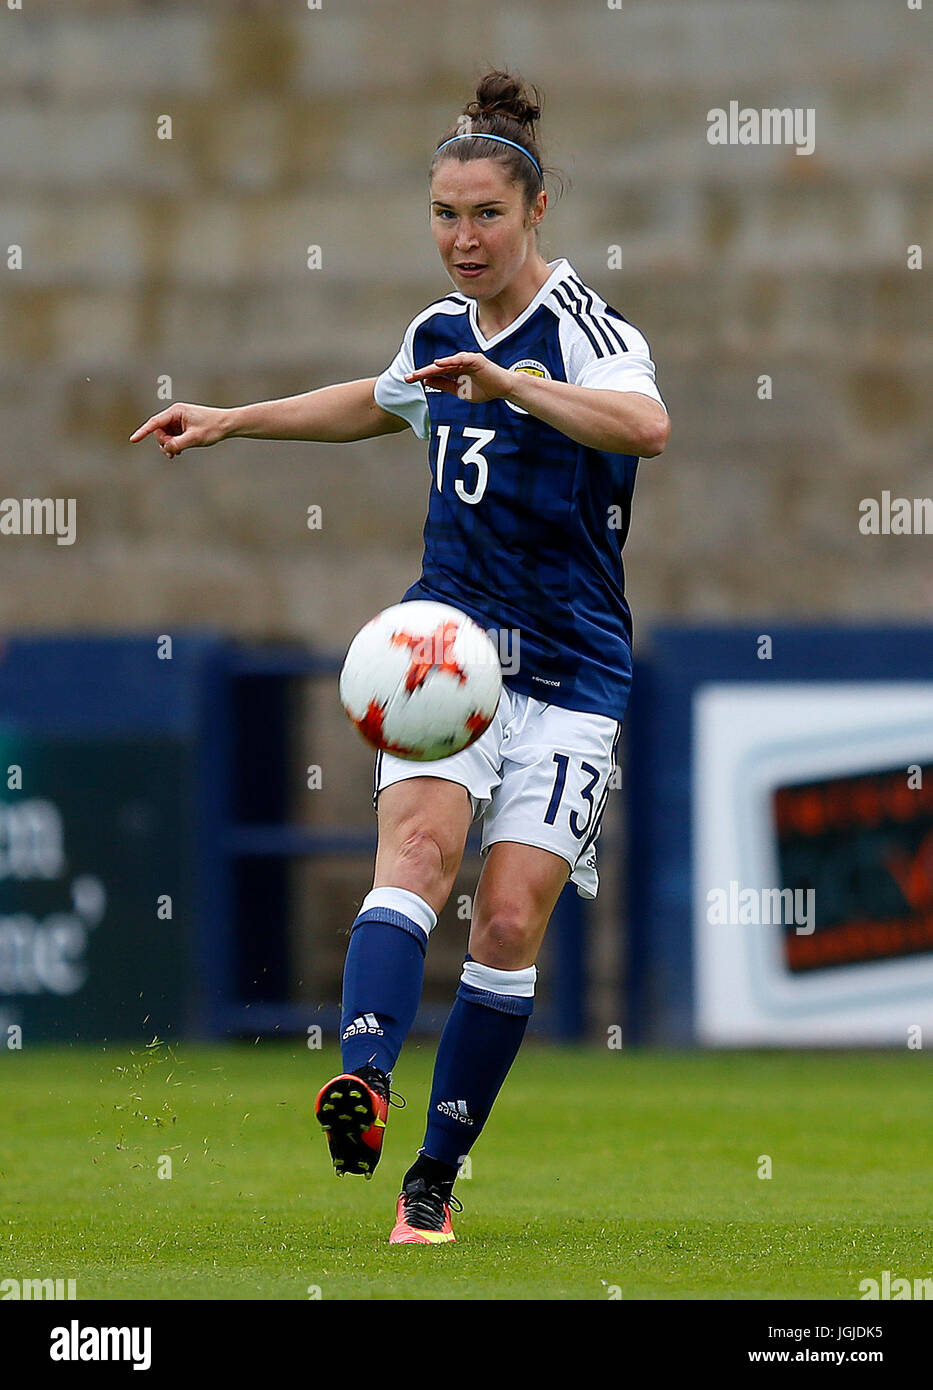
[420,958,536,1171]
[339,887,437,1076]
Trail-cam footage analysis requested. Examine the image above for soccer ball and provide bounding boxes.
[339,601,502,761]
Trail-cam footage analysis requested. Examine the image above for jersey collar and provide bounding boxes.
[466,257,575,351]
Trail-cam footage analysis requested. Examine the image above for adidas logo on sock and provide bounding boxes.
[436,1098,473,1125]
[341,1012,384,1040]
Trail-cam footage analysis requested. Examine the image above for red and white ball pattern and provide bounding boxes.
[339,601,502,761]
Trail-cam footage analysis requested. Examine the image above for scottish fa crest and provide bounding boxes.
[505,359,551,414]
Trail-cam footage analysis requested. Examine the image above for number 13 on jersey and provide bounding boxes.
[434,425,496,506]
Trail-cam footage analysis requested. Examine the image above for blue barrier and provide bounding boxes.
[215,645,592,1041]
[0,634,592,1042]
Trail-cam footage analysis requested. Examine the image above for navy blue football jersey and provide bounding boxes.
[374,258,667,722]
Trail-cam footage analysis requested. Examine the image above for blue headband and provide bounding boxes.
[434,132,542,178]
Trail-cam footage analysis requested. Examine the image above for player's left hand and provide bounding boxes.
[405,352,511,404]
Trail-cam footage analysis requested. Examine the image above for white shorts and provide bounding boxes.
[372,687,623,899]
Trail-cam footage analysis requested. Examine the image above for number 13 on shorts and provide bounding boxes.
[375,690,623,899]
[483,696,623,900]
[544,754,602,840]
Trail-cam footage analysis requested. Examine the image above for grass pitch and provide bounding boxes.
[2,1041,930,1300]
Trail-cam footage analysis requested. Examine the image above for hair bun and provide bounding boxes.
[465,69,542,133]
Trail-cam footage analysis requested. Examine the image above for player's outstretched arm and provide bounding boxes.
[129,378,407,458]
[407,353,670,458]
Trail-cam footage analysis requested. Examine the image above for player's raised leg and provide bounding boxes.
[389,840,569,1242]
[316,776,473,1176]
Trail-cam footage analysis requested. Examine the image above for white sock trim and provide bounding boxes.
[461,959,537,997]
[360,886,437,938]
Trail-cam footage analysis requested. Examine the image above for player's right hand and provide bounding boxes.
[129,402,230,457]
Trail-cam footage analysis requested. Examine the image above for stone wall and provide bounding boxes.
[3,0,930,640]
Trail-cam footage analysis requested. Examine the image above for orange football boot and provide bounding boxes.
[388,1177,462,1244]
[315,1065,390,1178]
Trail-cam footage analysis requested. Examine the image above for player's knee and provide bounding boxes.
[391,827,455,898]
[470,904,539,968]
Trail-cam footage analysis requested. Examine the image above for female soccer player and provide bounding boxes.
[130,69,669,1245]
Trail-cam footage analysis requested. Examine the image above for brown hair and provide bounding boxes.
[430,69,561,211]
